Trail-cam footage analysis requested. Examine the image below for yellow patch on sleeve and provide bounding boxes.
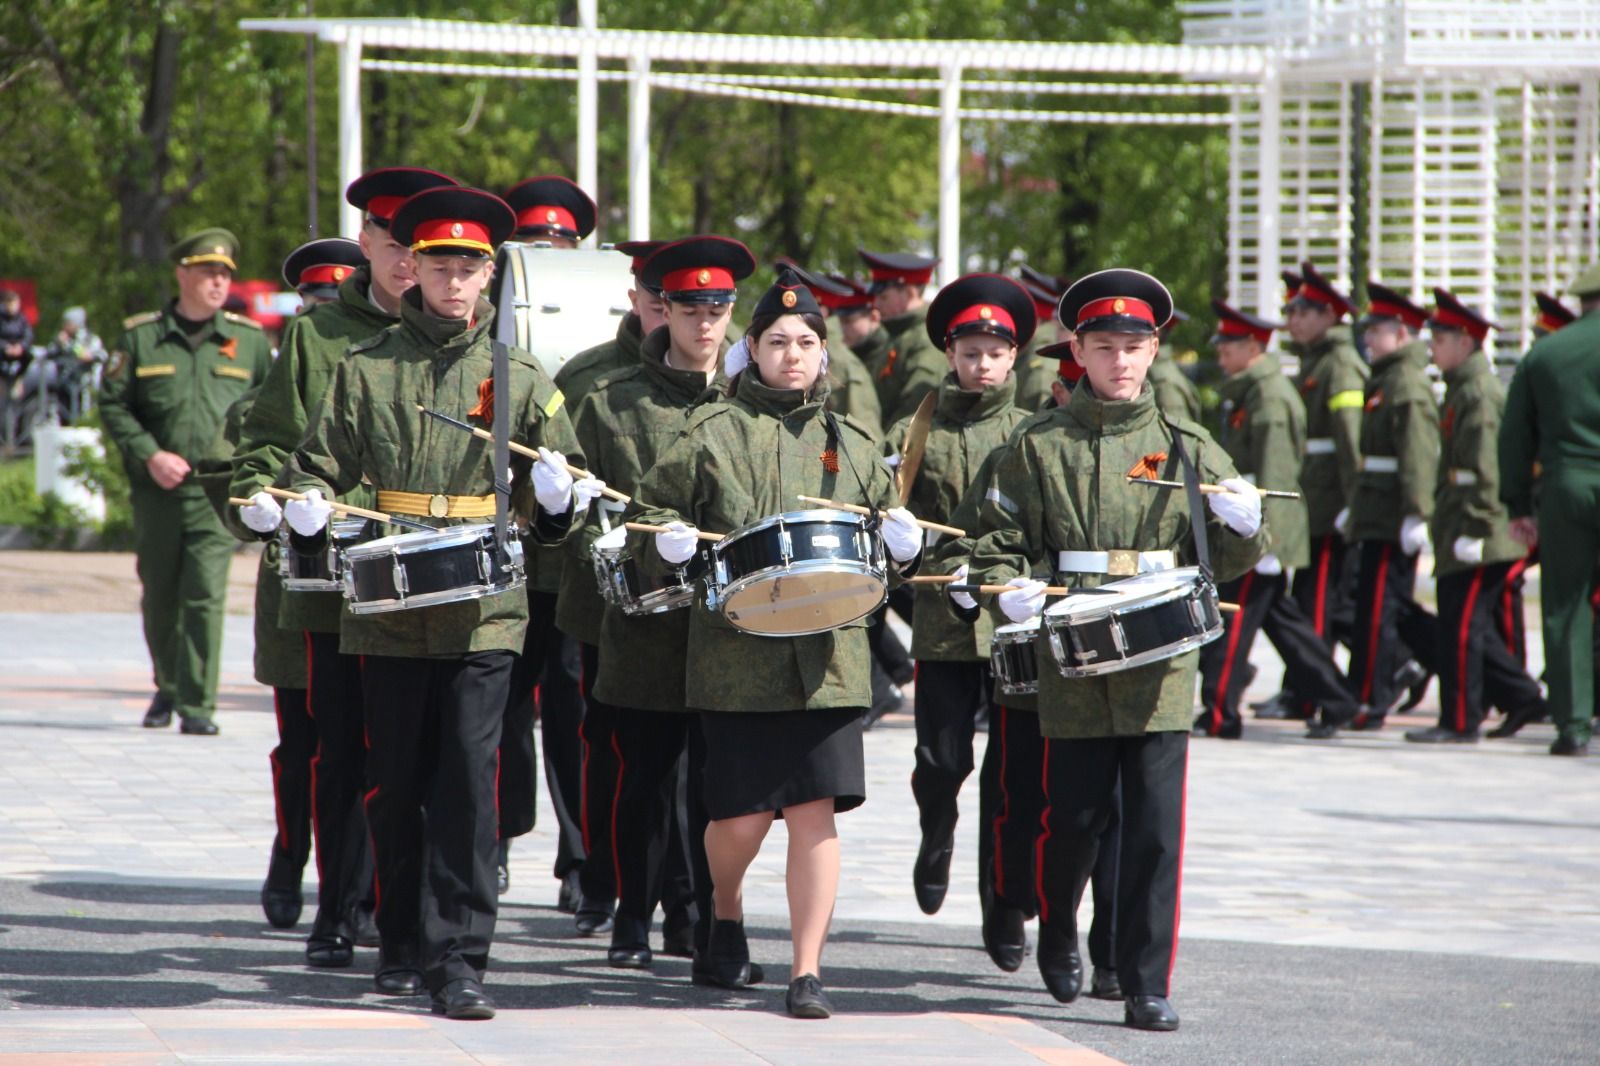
[212,365,252,381]
[135,364,177,378]
[542,389,565,418]
[1328,390,1365,412]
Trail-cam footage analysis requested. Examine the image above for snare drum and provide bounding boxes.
[278,519,368,592]
[341,523,524,614]
[1043,567,1222,678]
[706,509,887,637]
[590,524,706,616]
[990,618,1042,695]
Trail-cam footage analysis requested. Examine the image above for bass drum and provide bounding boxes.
[493,243,636,379]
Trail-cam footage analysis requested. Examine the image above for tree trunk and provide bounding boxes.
[115,19,182,312]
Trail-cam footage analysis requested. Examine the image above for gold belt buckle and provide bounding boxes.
[428,493,450,519]
[1106,549,1139,577]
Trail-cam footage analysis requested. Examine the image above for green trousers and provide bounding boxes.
[1536,467,1600,743]
[132,486,235,721]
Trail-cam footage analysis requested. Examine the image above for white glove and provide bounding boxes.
[655,521,700,566]
[239,490,283,534]
[572,477,607,512]
[883,453,901,470]
[1400,515,1430,556]
[533,447,576,516]
[881,506,922,563]
[1334,508,1350,536]
[1453,536,1484,565]
[1255,553,1283,576]
[1207,477,1262,537]
[284,489,332,537]
[998,577,1048,624]
[947,564,976,610]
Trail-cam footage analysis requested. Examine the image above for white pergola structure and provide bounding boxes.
[242,4,1600,351]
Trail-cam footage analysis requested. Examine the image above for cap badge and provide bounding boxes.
[545,209,558,223]
[696,269,711,286]
[978,305,993,320]
[450,222,464,238]
[333,267,347,281]
[213,245,225,255]
[1113,298,1126,313]
[781,289,798,308]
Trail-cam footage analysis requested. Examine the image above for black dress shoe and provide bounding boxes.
[305,935,354,968]
[1404,726,1478,744]
[496,839,511,897]
[374,947,425,996]
[432,978,496,1020]
[1487,702,1544,739]
[575,900,615,937]
[1350,708,1385,731]
[912,834,955,915]
[352,905,381,949]
[1304,720,1341,740]
[1393,660,1431,713]
[696,918,753,989]
[608,914,652,968]
[1125,994,1180,1031]
[260,884,303,929]
[1192,715,1241,739]
[141,693,173,728]
[1088,967,1122,1000]
[1550,735,1590,757]
[981,900,1027,973]
[179,717,219,736]
[1249,689,1286,712]
[786,973,833,1019]
[557,868,581,913]
[1035,923,1083,1003]
[661,912,695,958]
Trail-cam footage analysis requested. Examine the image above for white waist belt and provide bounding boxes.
[1057,549,1176,577]
[1361,455,1399,473]
[1448,468,1478,486]
[1305,438,1336,455]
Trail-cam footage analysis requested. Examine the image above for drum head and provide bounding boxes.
[720,564,886,636]
[1044,567,1198,622]
[594,524,627,550]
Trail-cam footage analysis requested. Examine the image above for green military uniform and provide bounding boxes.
[1013,336,1056,414]
[823,341,882,439]
[851,322,891,384]
[1296,325,1367,537]
[1149,343,1202,425]
[875,306,947,427]
[1500,298,1600,746]
[99,231,273,725]
[554,312,644,408]
[1216,353,1308,568]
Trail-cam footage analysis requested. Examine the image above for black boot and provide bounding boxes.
[1035,922,1083,1003]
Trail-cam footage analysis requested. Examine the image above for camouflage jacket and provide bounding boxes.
[1150,344,1202,424]
[966,382,1264,738]
[823,341,883,440]
[100,302,272,496]
[230,267,392,633]
[1013,334,1056,414]
[1347,339,1438,543]
[1433,351,1522,576]
[1296,327,1368,536]
[885,372,1028,661]
[1500,309,1600,518]
[628,373,909,713]
[875,306,947,426]
[283,289,582,657]
[1216,353,1310,569]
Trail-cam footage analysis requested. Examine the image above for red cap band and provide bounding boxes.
[1296,283,1340,309]
[410,217,493,253]
[366,195,407,222]
[1367,298,1426,330]
[867,265,935,286]
[1077,296,1154,327]
[1431,306,1488,341]
[515,204,578,234]
[1216,317,1272,345]
[298,264,353,287]
[1058,358,1085,382]
[1537,312,1568,333]
[661,266,735,294]
[947,302,1017,338]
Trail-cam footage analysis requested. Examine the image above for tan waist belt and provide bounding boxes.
[376,490,497,519]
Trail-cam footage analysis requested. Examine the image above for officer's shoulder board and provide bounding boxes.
[222,311,263,330]
[121,310,162,331]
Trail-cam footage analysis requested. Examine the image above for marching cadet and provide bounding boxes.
[790,261,883,437]
[830,273,893,390]
[1533,291,1577,339]
[100,227,273,734]
[858,248,946,424]
[281,186,600,1019]
[1405,289,1547,743]
[281,237,366,309]
[1282,263,1367,717]
[959,269,1265,1032]
[1309,281,1440,738]
[1015,267,1065,413]
[891,274,1035,925]
[1151,309,1203,424]
[497,176,599,910]
[560,236,752,969]
[627,270,925,1020]
[233,167,458,977]
[1196,302,1362,738]
[555,240,667,404]
[1500,261,1600,757]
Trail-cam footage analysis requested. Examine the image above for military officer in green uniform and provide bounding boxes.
[859,248,946,425]
[1500,261,1600,757]
[555,240,667,405]
[1405,289,1546,744]
[282,186,598,1018]
[100,227,273,734]
[959,269,1265,1032]
[1151,309,1203,424]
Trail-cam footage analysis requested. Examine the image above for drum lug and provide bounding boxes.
[476,550,492,583]
[1109,616,1128,655]
[392,556,409,601]
[779,527,794,564]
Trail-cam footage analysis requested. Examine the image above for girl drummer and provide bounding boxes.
[627,263,924,1019]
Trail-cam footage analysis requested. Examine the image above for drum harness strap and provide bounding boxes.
[1164,420,1214,589]
[823,410,881,537]
[491,340,512,562]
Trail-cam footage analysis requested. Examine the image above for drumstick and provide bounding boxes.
[415,404,631,504]
[260,486,433,532]
[624,521,724,543]
[794,495,965,538]
[946,582,1241,613]
[1127,476,1301,500]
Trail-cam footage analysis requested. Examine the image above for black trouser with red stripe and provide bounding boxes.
[979,703,1047,918]
[1435,565,1546,735]
[1037,731,1187,998]
[1496,551,1534,666]
[911,660,989,854]
[576,643,620,911]
[305,632,374,941]
[362,651,510,993]
[265,685,313,893]
[1347,539,1438,717]
[1288,534,1359,714]
[610,706,707,937]
[1200,572,1360,734]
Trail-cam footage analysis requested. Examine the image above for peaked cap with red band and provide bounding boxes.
[1534,291,1576,334]
[1036,339,1085,386]
[926,273,1037,349]
[345,167,459,228]
[772,258,853,314]
[639,235,756,304]
[1288,261,1356,319]
[857,248,938,293]
[1429,287,1496,343]
[1210,298,1282,347]
[823,274,875,313]
[1281,270,1302,306]
[504,176,596,241]
[1363,281,1429,331]
[1020,264,1070,295]
[390,187,516,259]
[751,267,825,320]
[1056,268,1173,336]
[1022,279,1062,320]
[281,237,366,295]
[614,239,666,294]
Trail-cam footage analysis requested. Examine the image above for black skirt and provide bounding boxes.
[697,706,866,820]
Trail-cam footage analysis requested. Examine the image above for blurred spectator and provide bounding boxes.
[1,289,32,396]
[32,306,107,422]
